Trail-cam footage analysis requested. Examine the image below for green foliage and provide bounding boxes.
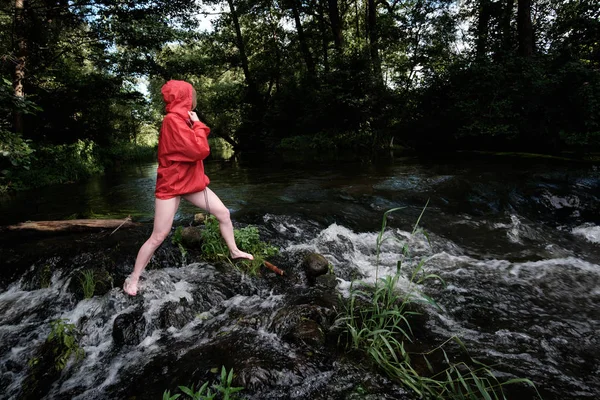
[78,270,96,299]
[0,78,39,192]
[200,215,278,275]
[337,209,541,399]
[413,56,600,152]
[39,264,53,289]
[99,142,157,166]
[279,133,338,152]
[38,319,85,372]
[163,390,181,400]
[164,366,244,400]
[172,226,189,261]
[7,139,102,190]
[199,215,228,260]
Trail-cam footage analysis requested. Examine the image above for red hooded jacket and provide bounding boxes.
[155,80,211,200]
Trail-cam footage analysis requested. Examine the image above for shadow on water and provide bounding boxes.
[0,152,599,399]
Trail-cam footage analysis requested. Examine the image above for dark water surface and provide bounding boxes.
[0,154,599,399]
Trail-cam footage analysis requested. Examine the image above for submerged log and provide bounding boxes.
[2,218,139,233]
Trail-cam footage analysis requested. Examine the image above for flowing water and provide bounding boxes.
[0,153,599,399]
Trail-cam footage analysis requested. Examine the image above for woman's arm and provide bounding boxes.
[160,114,210,162]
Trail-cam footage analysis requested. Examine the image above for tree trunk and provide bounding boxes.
[327,0,343,53]
[13,0,27,133]
[475,0,490,59]
[319,0,329,72]
[227,0,263,150]
[517,0,533,57]
[290,0,315,77]
[355,0,360,44]
[227,0,255,92]
[367,0,382,83]
[502,0,514,52]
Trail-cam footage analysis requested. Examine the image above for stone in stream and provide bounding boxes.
[112,307,147,346]
[157,298,196,330]
[180,226,203,248]
[302,253,330,279]
[287,319,325,347]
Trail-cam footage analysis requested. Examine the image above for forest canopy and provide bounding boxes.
[1,0,599,190]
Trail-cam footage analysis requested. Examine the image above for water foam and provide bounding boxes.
[572,224,600,244]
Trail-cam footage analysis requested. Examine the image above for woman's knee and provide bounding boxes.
[213,207,231,224]
[148,230,169,247]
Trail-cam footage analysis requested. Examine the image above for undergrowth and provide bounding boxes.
[199,215,278,275]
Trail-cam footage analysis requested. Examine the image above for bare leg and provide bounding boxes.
[124,196,180,295]
[183,188,253,260]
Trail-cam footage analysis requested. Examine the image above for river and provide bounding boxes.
[0,153,598,399]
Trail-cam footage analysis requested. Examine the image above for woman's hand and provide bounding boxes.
[188,111,200,122]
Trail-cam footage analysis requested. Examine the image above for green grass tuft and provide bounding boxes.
[164,366,244,400]
[78,269,96,299]
[200,215,278,275]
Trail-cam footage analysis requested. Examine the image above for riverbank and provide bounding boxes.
[0,140,158,194]
[2,142,598,195]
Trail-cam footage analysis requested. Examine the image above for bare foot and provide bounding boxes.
[123,277,138,296]
[230,250,254,260]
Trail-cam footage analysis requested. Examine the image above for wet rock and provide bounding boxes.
[147,240,185,269]
[181,226,203,248]
[287,319,325,347]
[302,253,330,278]
[157,298,196,330]
[271,303,335,349]
[5,359,23,373]
[112,308,146,346]
[315,273,337,290]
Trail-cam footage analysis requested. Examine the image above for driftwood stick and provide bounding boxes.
[110,216,132,235]
[264,260,285,276]
[3,218,138,233]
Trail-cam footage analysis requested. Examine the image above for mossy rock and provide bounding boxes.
[302,253,330,278]
[180,226,203,248]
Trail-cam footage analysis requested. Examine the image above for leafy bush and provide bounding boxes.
[47,319,85,371]
[12,139,103,189]
[412,57,600,152]
[29,319,85,372]
[0,77,39,192]
[99,141,157,166]
[200,215,278,275]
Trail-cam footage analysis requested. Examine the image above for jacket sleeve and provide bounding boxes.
[161,115,210,162]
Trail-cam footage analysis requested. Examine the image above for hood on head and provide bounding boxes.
[161,80,193,119]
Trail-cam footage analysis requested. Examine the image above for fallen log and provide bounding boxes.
[2,217,139,233]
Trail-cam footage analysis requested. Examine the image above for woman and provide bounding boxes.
[123,80,253,296]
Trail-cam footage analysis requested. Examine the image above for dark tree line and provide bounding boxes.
[1,0,599,189]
